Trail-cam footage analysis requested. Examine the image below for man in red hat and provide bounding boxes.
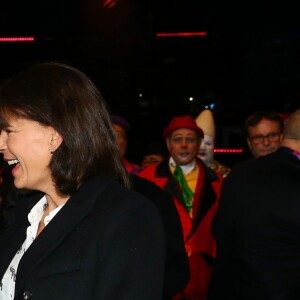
[139,115,223,300]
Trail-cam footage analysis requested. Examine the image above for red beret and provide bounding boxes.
[163,115,204,139]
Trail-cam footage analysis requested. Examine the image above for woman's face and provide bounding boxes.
[0,117,59,192]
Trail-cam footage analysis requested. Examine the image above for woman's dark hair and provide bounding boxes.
[0,62,130,195]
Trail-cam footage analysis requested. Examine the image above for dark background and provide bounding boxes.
[0,0,299,165]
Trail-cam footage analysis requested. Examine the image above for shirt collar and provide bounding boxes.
[28,195,66,226]
[169,157,196,175]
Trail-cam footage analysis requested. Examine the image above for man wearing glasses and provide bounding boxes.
[139,115,222,300]
[245,110,285,158]
[208,110,300,300]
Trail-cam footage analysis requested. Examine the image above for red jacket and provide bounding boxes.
[139,158,222,300]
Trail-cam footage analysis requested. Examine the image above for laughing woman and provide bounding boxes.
[0,62,165,300]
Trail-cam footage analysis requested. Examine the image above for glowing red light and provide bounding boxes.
[156,32,207,37]
[0,37,35,42]
[214,149,244,153]
[102,0,117,9]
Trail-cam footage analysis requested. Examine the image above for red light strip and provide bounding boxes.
[156,32,207,37]
[214,149,244,153]
[103,0,117,8]
[0,37,35,42]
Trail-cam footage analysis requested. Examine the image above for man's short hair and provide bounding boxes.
[245,110,284,137]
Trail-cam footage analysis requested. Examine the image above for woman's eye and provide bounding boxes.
[5,129,12,134]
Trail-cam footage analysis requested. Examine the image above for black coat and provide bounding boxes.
[131,174,189,299]
[0,177,165,300]
[208,147,300,300]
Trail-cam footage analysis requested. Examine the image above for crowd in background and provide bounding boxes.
[0,61,299,300]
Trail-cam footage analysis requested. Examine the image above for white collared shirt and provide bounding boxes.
[169,157,196,175]
[0,196,65,300]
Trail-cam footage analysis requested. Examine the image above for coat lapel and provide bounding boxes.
[156,160,186,206]
[13,177,112,298]
[187,161,219,239]
[155,158,219,239]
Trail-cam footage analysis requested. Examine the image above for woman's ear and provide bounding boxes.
[48,127,63,154]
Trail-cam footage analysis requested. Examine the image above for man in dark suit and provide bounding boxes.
[111,115,190,299]
[208,109,300,300]
[131,174,189,300]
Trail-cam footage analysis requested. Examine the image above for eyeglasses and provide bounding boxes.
[171,137,198,144]
[249,132,281,144]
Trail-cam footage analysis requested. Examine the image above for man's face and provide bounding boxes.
[112,124,127,158]
[247,119,282,158]
[166,128,201,165]
[141,154,164,169]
